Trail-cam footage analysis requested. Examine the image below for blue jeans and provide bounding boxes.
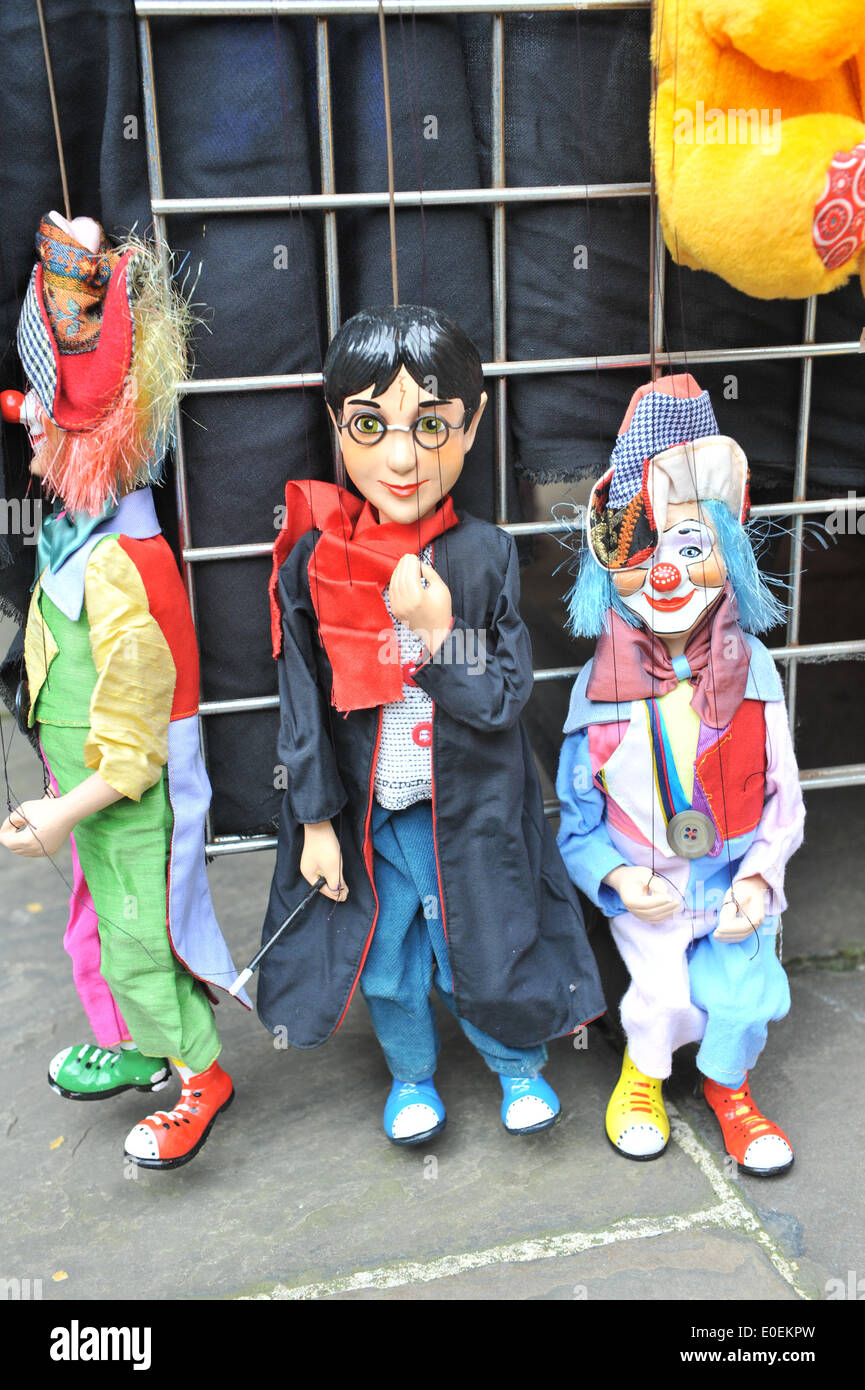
[360,800,548,1083]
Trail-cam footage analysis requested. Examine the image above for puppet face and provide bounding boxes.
[612,503,726,637]
[0,387,59,478]
[21,389,56,476]
[328,369,486,527]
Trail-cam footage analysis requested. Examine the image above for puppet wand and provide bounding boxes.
[228,876,326,996]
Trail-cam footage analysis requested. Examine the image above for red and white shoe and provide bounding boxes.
[123,1060,234,1170]
[703,1075,793,1176]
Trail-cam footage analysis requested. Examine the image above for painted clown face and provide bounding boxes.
[612,503,726,637]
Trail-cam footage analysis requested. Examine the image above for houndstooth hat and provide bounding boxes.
[587,374,750,570]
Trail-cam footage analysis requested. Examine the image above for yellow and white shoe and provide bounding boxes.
[605,1049,669,1160]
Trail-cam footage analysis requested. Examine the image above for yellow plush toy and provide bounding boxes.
[652,0,865,300]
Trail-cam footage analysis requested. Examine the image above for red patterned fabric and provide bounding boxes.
[694,699,767,841]
[813,141,865,270]
[36,216,117,353]
[270,479,458,713]
[33,253,136,431]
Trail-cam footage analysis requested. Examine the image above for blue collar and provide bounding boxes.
[38,489,162,621]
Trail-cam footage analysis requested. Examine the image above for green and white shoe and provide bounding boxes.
[48,1044,171,1100]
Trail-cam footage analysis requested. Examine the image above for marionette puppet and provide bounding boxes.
[260,305,605,1144]
[0,212,250,1170]
[556,375,805,1176]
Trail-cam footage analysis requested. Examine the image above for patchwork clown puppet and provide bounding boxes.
[556,375,805,1175]
[0,212,248,1170]
[260,305,604,1145]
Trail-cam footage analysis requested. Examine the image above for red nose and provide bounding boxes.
[649,562,682,592]
[1,390,25,424]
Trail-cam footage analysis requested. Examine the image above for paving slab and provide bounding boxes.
[672,966,865,1303]
[328,1228,798,1301]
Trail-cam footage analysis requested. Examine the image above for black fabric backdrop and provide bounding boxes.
[2,2,863,835]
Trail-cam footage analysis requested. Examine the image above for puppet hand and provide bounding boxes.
[713,874,767,942]
[388,555,452,655]
[0,794,71,858]
[603,864,677,922]
[301,820,348,902]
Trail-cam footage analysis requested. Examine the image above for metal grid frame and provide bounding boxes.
[135,0,865,856]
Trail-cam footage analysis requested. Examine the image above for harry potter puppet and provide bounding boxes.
[0,213,248,1170]
[556,375,805,1175]
[261,305,605,1144]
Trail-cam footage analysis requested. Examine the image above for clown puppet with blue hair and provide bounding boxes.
[556,374,805,1175]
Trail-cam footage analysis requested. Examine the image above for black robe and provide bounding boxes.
[257,512,606,1049]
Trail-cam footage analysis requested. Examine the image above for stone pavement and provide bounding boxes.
[1,713,863,1305]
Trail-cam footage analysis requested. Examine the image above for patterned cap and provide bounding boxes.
[17,214,136,433]
[588,375,749,570]
[608,382,719,507]
[35,217,117,353]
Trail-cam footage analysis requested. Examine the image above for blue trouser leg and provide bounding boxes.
[360,801,547,1081]
[688,917,791,1087]
[359,804,440,1082]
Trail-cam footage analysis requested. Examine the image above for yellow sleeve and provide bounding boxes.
[83,538,176,801]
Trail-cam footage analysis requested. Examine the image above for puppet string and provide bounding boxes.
[271,18,354,909]
[573,8,607,472]
[378,0,400,307]
[0,722,181,974]
[35,0,71,223]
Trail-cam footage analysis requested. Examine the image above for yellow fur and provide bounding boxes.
[652,0,865,299]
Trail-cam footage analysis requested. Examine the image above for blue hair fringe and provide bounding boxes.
[564,498,789,638]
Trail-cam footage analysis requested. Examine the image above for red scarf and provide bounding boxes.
[270,479,458,713]
[587,583,751,729]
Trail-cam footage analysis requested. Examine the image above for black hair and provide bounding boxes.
[323,305,484,422]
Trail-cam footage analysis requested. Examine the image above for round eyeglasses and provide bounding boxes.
[335,409,470,449]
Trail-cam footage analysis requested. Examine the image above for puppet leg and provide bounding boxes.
[366,800,548,1080]
[688,919,792,1175]
[609,908,709,1081]
[388,805,557,1135]
[41,753,131,1048]
[688,917,791,1088]
[40,724,221,1075]
[360,802,442,1085]
[43,751,172,1102]
[363,802,558,1136]
[361,803,447,1143]
[62,832,131,1044]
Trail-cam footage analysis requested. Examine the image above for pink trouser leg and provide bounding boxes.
[610,908,710,1081]
[44,759,131,1046]
[63,831,131,1046]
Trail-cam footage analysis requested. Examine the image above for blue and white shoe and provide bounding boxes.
[383,1077,447,1145]
[500,1074,561,1135]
